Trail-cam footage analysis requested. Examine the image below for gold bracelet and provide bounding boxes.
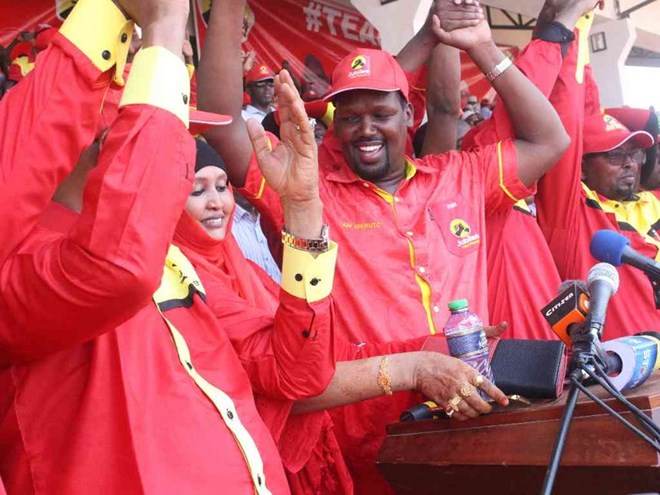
[377,356,393,396]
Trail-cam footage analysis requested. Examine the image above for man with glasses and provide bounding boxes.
[535,56,659,338]
[242,63,276,122]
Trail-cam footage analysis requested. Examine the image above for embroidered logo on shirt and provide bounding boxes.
[450,218,480,249]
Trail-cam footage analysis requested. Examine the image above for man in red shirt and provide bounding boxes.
[198,1,569,492]
[535,39,659,340]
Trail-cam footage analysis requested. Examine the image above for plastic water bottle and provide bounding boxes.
[444,299,494,398]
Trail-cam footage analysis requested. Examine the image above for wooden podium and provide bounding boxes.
[377,373,660,494]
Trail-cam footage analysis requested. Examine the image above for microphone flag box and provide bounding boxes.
[541,282,590,346]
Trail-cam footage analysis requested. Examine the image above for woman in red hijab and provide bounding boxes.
[173,139,508,494]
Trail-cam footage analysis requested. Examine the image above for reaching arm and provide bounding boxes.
[0,4,195,365]
[293,351,508,421]
[0,0,133,266]
[197,0,253,187]
[420,43,461,155]
[432,0,571,187]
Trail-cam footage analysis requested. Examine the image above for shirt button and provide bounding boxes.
[418,266,426,274]
[433,305,440,313]
[226,409,234,420]
[406,231,414,237]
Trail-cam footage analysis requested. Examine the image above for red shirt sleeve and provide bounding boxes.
[535,33,587,237]
[207,283,336,401]
[0,34,111,266]
[0,106,194,364]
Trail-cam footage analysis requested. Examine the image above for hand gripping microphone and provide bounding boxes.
[590,229,660,281]
[541,280,590,346]
[584,262,620,339]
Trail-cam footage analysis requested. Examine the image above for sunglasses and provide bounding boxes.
[588,149,647,166]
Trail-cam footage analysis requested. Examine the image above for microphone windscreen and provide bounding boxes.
[590,230,629,266]
[586,262,620,294]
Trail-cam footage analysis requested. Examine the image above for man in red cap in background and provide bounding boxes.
[242,63,276,121]
[198,0,570,492]
[535,38,660,339]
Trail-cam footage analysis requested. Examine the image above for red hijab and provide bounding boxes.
[173,203,278,314]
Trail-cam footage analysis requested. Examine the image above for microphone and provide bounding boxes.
[400,401,444,422]
[541,280,590,346]
[601,332,660,391]
[590,230,660,281]
[584,263,620,339]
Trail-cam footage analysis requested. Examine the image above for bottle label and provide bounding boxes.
[446,326,486,357]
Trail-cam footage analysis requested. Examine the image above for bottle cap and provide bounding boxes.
[448,299,469,311]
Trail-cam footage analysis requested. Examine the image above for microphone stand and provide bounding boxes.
[541,323,660,495]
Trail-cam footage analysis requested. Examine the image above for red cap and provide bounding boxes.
[245,64,275,83]
[324,48,409,102]
[583,113,654,155]
[10,41,32,61]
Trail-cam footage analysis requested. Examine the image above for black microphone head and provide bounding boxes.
[586,262,619,295]
[590,230,629,266]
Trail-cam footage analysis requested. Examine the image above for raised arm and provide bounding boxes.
[420,43,461,155]
[0,0,133,266]
[197,0,253,187]
[0,0,195,365]
[432,0,570,186]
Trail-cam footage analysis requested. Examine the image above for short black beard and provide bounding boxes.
[349,147,391,183]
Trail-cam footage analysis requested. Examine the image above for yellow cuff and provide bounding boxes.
[281,242,338,303]
[59,0,134,85]
[120,46,190,128]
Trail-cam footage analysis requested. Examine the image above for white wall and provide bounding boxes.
[589,18,637,107]
[350,0,431,53]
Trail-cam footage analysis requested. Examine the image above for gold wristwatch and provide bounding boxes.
[281,224,330,252]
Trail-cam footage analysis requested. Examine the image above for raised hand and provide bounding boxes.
[413,352,508,420]
[116,0,190,24]
[535,0,605,33]
[431,1,492,52]
[246,69,323,238]
[431,0,484,33]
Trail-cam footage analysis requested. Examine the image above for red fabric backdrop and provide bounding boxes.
[1,0,514,100]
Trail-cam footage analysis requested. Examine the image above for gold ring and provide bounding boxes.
[444,405,455,418]
[447,395,462,412]
[459,383,476,399]
[472,374,485,387]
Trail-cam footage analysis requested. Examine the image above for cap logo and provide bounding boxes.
[259,65,268,75]
[348,55,370,79]
[603,114,628,132]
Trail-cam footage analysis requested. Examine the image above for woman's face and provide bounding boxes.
[185,167,235,240]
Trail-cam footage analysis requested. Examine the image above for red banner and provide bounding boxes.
[3,0,510,100]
